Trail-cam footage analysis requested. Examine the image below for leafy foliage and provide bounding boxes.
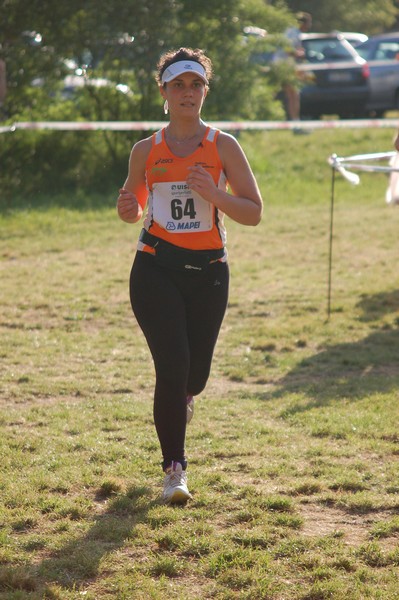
[0,0,398,199]
[276,0,398,34]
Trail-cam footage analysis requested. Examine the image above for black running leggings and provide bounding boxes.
[130,251,229,470]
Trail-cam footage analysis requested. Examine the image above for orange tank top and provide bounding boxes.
[138,126,227,253]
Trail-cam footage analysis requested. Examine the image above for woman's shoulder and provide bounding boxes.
[215,129,240,146]
[130,134,153,163]
[133,135,153,154]
[214,130,252,171]
[215,129,243,157]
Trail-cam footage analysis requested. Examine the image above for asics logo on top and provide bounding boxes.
[155,158,173,164]
[195,161,215,170]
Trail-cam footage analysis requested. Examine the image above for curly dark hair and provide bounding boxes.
[156,47,213,86]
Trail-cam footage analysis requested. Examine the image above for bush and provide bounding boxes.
[0,86,145,204]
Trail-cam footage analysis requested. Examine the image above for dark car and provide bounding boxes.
[356,32,399,116]
[298,33,370,119]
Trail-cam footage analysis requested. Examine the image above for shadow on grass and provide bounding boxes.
[268,325,399,404]
[0,484,164,597]
[356,289,399,323]
[264,289,399,406]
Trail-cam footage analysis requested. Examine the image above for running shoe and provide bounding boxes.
[186,395,194,424]
[162,461,192,504]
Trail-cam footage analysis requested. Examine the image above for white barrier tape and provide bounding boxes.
[336,162,398,173]
[335,151,397,162]
[331,160,360,185]
[329,151,399,186]
[1,118,399,134]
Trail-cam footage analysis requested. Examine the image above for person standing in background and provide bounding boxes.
[281,11,312,125]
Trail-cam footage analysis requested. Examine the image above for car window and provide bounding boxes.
[303,39,354,63]
[375,42,399,60]
[356,42,371,60]
[357,40,399,61]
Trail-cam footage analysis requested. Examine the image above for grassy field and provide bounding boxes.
[1,127,399,599]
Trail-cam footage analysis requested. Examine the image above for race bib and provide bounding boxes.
[152,181,213,233]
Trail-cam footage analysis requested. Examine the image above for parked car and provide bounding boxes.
[298,33,370,119]
[355,32,399,116]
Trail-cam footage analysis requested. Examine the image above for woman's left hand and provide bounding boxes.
[186,165,216,202]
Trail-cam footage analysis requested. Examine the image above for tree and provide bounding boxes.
[0,0,290,198]
[174,0,289,120]
[0,0,289,122]
[271,0,398,34]
[3,0,397,199]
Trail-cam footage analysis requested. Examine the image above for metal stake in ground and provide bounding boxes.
[327,164,336,321]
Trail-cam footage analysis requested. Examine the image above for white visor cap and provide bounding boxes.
[161,60,208,85]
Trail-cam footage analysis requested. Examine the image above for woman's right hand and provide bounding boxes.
[117,188,142,223]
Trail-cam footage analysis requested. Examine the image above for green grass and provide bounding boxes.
[1,127,399,599]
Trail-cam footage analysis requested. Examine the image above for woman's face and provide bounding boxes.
[161,72,207,116]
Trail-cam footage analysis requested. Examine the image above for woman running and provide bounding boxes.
[117,47,263,504]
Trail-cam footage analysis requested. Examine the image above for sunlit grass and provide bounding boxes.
[0,128,398,598]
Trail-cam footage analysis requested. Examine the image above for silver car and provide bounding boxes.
[356,32,399,116]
